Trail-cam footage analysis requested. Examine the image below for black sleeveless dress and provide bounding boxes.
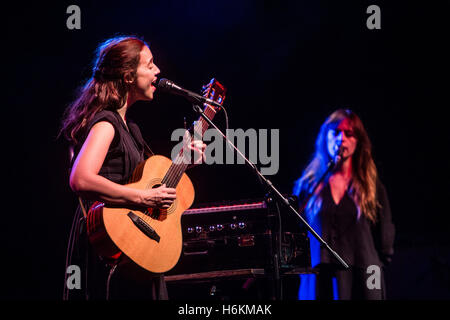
[64,110,168,300]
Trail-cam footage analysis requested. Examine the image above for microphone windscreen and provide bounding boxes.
[157,78,169,90]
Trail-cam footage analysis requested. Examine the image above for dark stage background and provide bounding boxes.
[4,0,449,299]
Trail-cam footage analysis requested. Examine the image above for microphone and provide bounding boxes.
[157,78,222,108]
[334,145,345,168]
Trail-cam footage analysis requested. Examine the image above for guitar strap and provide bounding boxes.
[78,196,88,219]
[126,119,155,159]
[142,139,155,158]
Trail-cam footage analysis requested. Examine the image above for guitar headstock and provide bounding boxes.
[201,78,227,111]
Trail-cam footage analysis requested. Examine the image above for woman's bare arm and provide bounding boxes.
[70,121,175,208]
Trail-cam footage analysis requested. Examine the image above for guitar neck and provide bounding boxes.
[161,104,218,188]
[193,104,217,139]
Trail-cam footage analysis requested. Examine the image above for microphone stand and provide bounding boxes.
[191,103,349,300]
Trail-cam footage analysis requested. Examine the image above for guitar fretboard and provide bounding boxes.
[161,105,217,188]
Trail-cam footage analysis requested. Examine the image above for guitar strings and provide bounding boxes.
[164,105,211,187]
[141,104,217,225]
[166,105,213,187]
[170,105,216,187]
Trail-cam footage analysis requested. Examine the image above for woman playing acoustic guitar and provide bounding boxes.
[60,36,205,300]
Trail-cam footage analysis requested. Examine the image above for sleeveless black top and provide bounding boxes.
[74,110,146,185]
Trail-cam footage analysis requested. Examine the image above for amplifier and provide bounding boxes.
[166,198,311,275]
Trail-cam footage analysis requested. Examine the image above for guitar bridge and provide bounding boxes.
[127,211,160,243]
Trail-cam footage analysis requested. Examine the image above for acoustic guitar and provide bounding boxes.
[86,78,227,273]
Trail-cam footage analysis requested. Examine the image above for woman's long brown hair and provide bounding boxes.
[294,109,379,223]
[59,36,148,145]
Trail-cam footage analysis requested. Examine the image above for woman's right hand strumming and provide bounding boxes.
[139,184,177,209]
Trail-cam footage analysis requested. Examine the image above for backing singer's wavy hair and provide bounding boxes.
[59,36,148,145]
[294,109,379,223]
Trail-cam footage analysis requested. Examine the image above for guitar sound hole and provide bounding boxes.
[143,183,175,220]
[152,183,164,216]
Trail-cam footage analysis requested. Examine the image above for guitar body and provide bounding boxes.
[87,155,195,273]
